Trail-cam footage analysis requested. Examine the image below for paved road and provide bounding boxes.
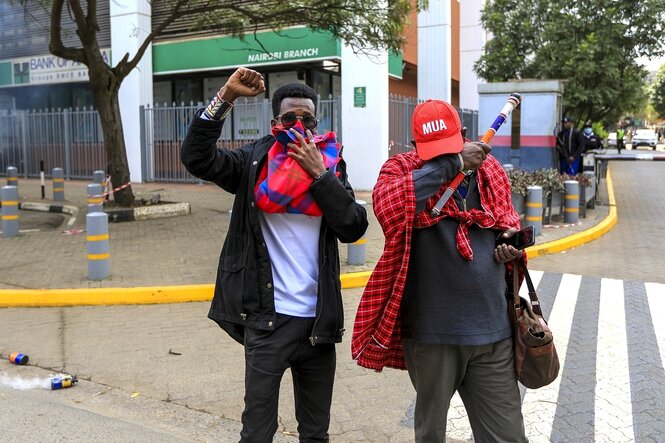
[2,161,665,441]
[531,161,665,283]
[2,271,664,442]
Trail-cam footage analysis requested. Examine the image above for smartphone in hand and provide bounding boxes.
[496,226,535,250]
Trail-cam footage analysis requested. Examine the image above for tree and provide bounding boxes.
[30,0,420,206]
[651,64,665,119]
[475,0,665,128]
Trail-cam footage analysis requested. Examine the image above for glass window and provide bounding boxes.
[174,78,202,106]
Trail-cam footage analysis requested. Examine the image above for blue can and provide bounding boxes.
[9,352,29,365]
[50,374,78,390]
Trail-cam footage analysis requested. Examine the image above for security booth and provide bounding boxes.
[478,80,564,171]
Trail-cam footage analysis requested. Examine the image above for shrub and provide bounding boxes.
[506,168,591,197]
[506,169,530,196]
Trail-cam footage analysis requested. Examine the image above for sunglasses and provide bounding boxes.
[276,112,318,130]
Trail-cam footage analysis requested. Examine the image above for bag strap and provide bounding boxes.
[512,260,544,317]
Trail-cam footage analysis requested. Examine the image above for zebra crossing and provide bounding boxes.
[444,271,665,442]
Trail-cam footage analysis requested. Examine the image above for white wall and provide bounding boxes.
[418,0,451,101]
[459,0,485,111]
[340,45,389,191]
[110,0,153,183]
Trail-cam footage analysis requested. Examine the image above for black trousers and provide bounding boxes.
[240,314,336,443]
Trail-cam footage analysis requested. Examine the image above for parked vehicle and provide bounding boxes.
[631,128,658,150]
[606,132,617,149]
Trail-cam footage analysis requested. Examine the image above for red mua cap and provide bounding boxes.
[412,99,464,160]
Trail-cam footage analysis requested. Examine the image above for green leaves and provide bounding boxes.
[171,0,415,54]
[651,65,665,119]
[477,0,665,127]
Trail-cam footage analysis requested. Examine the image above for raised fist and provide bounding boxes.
[218,67,266,102]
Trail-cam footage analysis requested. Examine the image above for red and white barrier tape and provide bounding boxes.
[102,180,132,198]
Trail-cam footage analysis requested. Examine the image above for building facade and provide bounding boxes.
[0,0,479,189]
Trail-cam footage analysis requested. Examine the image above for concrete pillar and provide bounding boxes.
[526,186,542,236]
[583,171,596,210]
[418,0,452,102]
[459,0,484,111]
[6,166,18,189]
[87,183,104,214]
[110,0,153,183]
[347,200,367,265]
[87,212,110,280]
[340,44,389,190]
[52,168,65,201]
[564,180,579,224]
[1,186,19,237]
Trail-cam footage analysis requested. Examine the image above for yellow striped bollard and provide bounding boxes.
[52,167,65,201]
[347,200,367,265]
[525,186,543,236]
[6,166,18,190]
[564,180,579,224]
[87,212,110,280]
[2,185,19,237]
[87,183,104,214]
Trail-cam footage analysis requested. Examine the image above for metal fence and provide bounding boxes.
[0,108,104,179]
[1,94,477,183]
[388,94,479,156]
[141,95,342,182]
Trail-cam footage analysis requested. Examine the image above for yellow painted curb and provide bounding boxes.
[0,170,617,306]
[341,271,371,289]
[0,285,214,308]
[525,168,617,258]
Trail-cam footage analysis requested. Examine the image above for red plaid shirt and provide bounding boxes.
[351,151,525,372]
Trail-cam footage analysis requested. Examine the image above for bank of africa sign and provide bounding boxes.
[13,49,111,85]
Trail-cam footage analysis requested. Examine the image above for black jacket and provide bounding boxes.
[556,128,586,160]
[181,112,368,345]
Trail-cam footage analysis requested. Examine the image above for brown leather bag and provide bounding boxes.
[507,261,560,389]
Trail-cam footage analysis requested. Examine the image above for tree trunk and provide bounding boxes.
[88,67,135,207]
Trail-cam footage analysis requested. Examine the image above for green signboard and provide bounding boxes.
[153,28,341,74]
[388,51,403,79]
[354,87,366,108]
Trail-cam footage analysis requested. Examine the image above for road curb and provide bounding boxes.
[524,168,617,258]
[17,201,79,229]
[0,171,617,307]
[106,202,191,222]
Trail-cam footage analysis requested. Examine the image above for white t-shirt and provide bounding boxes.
[258,211,322,317]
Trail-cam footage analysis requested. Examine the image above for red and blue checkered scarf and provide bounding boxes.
[254,121,340,216]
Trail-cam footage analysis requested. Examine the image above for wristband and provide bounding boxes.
[204,93,234,120]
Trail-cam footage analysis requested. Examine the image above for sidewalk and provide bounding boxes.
[1,175,612,297]
[0,174,618,442]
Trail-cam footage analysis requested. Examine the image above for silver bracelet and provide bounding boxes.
[204,94,234,120]
[313,169,329,181]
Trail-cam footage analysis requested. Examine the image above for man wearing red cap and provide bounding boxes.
[352,100,527,442]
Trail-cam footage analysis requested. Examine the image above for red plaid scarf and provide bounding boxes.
[255,121,340,216]
[351,150,525,372]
